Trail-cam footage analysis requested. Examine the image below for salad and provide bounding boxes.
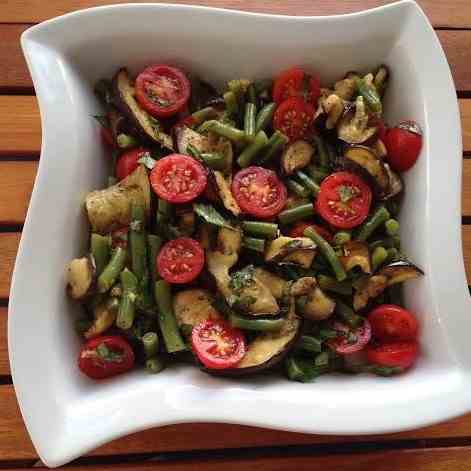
[66,63,424,382]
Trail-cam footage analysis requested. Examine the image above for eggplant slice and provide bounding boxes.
[337,96,377,144]
[339,241,372,274]
[281,140,314,175]
[173,289,222,328]
[84,298,118,339]
[113,68,173,150]
[254,268,288,300]
[66,256,96,300]
[265,236,317,269]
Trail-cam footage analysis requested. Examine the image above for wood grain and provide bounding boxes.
[3,0,471,28]
[0,310,8,377]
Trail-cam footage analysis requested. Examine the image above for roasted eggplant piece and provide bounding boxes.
[66,256,96,300]
[213,171,241,216]
[322,94,345,129]
[303,286,336,320]
[339,241,372,274]
[254,268,288,300]
[265,236,317,269]
[173,289,222,328]
[113,68,173,150]
[383,163,403,199]
[337,96,377,144]
[84,297,118,339]
[379,260,424,284]
[290,277,317,296]
[175,125,209,155]
[85,165,150,234]
[281,140,314,175]
[333,73,359,101]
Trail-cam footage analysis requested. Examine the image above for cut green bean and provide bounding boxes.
[313,135,330,169]
[97,246,127,293]
[154,280,186,353]
[286,357,323,382]
[229,313,285,332]
[242,236,265,253]
[191,106,218,125]
[90,233,110,276]
[228,79,246,111]
[247,83,258,106]
[241,221,278,239]
[116,268,138,330]
[356,77,382,114]
[200,152,227,170]
[356,206,390,242]
[186,142,202,160]
[335,299,364,328]
[304,226,347,281]
[372,246,388,271]
[317,274,352,296]
[146,356,165,374]
[286,178,310,198]
[199,120,247,144]
[156,198,172,230]
[332,231,351,246]
[147,234,162,283]
[315,351,330,367]
[142,332,159,359]
[130,204,147,281]
[385,218,400,236]
[278,203,315,225]
[244,102,256,139]
[297,335,322,353]
[296,170,320,195]
[307,165,329,183]
[237,130,268,167]
[255,102,276,133]
[116,133,138,149]
[386,247,400,263]
[259,130,288,163]
[223,91,238,116]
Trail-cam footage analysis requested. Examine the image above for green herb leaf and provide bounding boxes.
[229,265,255,294]
[138,152,157,170]
[96,343,124,363]
[93,114,110,129]
[193,203,234,230]
[338,184,357,203]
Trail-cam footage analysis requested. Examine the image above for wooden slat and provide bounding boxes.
[2,0,471,29]
[0,233,20,299]
[0,310,9,377]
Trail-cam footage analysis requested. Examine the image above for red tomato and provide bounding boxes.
[368,304,418,342]
[192,320,246,369]
[157,237,205,284]
[384,120,422,172]
[272,67,321,106]
[78,336,135,380]
[328,320,372,355]
[273,97,315,142]
[100,127,115,147]
[232,166,287,218]
[289,221,332,242]
[316,172,372,229]
[135,64,191,118]
[116,147,150,181]
[366,341,419,369]
[150,154,207,203]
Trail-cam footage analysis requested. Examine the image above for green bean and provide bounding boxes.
[285,357,323,382]
[356,206,391,242]
[242,236,265,253]
[307,165,329,184]
[297,335,322,353]
[237,130,268,167]
[191,106,218,125]
[286,178,310,198]
[372,246,388,271]
[147,234,162,283]
[200,152,227,170]
[255,102,276,133]
[156,198,172,231]
[142,332,159,359]
[247,83,258,107]
[385,198,400,216]
[130,204,147,281]
[90,233,110,276]
[116,133,138,149]
[146,356,165,374]
[335,299,363,328]
[371,365,403,377]
[286,357,306,382]
[186,142,202,160]
[229,313,285,332]
[315,351,329,367]
[244,102,257,139]
[386,247,400,263]
[319,328,338,340]
[154,280,186,353]
[317,274,352,296]
[385,218,400,236]
[313,135,330,169]
[97,246,127,293]
[304,227,347,281]
[356,77,382,114]
[199,120,247,144]
[223,91,238,116]
[296,170,320,196]
[241,221,278,239]
[116,268,138,330]
[258,130,289,163]
[228,79,246,113]
[332,231,351,246]
[278,203,315,225]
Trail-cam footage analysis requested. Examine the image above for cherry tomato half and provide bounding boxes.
[328,320,372,355]
[316,171,372,229]
[384,120,422,172]
[289,221,333,242]
[192,320,246,369]
[272,67,321,106]
[150,154,207,203]
[135,64,191,118]
[78,335,135,380]
[273,97,315,142]
[157,237,205,284]
[116,147,150,181]
[368,304,418,342]
[100,127,115,148]
[232,166,287,219]
[366,341,419,370]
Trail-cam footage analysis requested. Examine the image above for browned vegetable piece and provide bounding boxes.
[339,240,372,274]
[213,171,241,216]
[380,260,424,285]
[303,286,336,320]
[66,256,96,300]
[337,96,377,144]
[383,163,403,199]
[173,289,222,328]
[281,140,314,175]
[254,268,288,300]
[84,298,118,339]
[265,236,317,269]
[290,277,317,296]
[175,126,209,154]
[353,275,388,311]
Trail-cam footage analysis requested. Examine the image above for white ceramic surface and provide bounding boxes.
[12,1,470,467]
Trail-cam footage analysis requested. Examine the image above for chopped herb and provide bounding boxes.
[338,184,358,203]
[96,343,124,362]
[138,152,157,170]
[193,203,234,230]
[93,114,110,129]
[229,265,255,294]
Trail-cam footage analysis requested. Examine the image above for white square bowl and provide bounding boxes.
[11,1,471,467]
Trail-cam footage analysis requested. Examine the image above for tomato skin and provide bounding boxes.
[115,147,149,181]
[273,67,321,106]
[232,166,287,219]
[135,64,191,118]
[368,304,418,342]
[78,336,135,380]
[273,97,315,142]
[157,237,205,284]
[100,127,115,147]
[316,171,372,229]
[384,120,422,172]
[328,320,372,355]
[192,320,246,369]
[366,341,419,369]
[150,154,207,203]
[289,221,332,242]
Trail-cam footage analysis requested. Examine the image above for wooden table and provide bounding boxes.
[2,1,471,469]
